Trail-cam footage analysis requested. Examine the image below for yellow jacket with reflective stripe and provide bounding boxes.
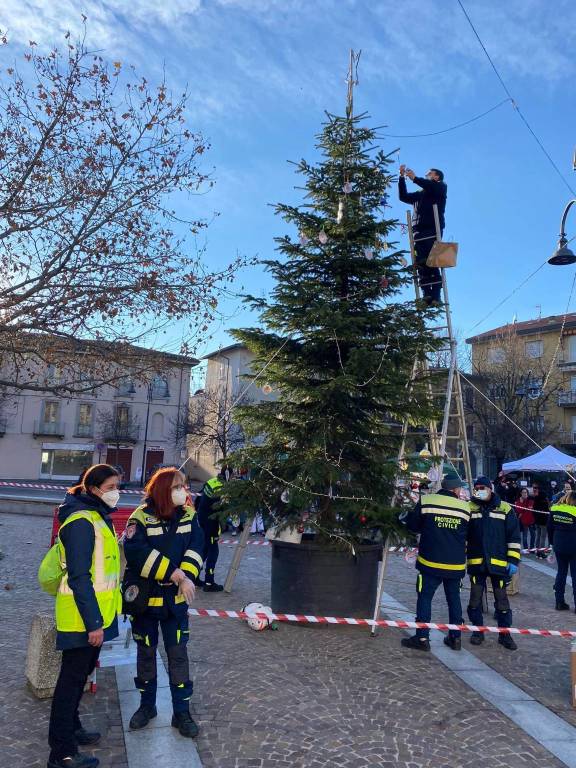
[55,510,121,634]
[406,491,470,579]
[467,495,521,576]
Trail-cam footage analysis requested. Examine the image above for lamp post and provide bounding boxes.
[139,382,153,487]
[548,200,576,265]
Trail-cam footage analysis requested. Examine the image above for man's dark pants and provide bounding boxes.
[414,230,441,302]
[415,571,463,639]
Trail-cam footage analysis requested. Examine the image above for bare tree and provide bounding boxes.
[465,329,562,473]
[173,388,250,463]
[0,28,247,395]
[95,405,140,467]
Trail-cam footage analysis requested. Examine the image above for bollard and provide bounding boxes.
[25,613,61,699]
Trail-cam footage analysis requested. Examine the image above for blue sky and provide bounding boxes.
[2,0,576,389]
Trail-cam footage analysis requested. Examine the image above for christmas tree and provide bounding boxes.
[225,74,440,546]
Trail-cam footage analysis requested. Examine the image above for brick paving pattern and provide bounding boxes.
[0,513,127,768]
[2,510,575,768]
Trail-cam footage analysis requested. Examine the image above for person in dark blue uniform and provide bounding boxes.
[466,476,521,650]
[123,467,204,737]
[401,474,470,652]
[196,472,226,591]
[398,164,447,306]
[548,490,576,610]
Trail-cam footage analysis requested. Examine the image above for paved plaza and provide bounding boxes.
[1,511,576,767]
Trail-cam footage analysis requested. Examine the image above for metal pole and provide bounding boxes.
[223,518,254,593]
[370,537,390,637]
[140,384,151,487]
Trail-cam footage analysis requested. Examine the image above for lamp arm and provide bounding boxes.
[559,199,576,244]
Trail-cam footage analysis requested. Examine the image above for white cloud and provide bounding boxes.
[0,0,574,123]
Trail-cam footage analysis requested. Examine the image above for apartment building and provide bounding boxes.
[188,343,272,479]
[0,350,197,482]
[465,312,576,475]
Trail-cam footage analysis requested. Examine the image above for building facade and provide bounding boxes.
[0,352,196,482]
[465,313,576,477]
[187,343,273,480]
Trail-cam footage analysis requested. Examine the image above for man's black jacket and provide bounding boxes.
[398,176,447,233]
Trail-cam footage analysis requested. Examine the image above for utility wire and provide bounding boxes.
[456,0,576,198]
[383,98,513,138]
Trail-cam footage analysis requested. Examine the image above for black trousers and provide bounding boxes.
[414,230,442,302]
[48,645,100,761]
[468,573,512,628]
[554,549,576,603]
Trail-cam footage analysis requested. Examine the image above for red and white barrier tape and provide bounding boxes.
[188,607,576,638]
[219,538,270,546]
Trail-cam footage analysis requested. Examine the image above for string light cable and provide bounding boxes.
[456,0,576,198]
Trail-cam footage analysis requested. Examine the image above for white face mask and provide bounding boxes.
[171,488,187,507]
[100,489,120,508]
[473,488,491,501]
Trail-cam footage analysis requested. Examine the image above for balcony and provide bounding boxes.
[101,425,140,444]
[74,423,94,438]
[115,385,136,398]
[33,420,65,438]
[558,359,576,371]
[558,390,576,407]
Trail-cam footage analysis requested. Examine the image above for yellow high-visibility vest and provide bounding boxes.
[55,510,121,633]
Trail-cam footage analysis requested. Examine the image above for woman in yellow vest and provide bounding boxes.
[48,464,122,768]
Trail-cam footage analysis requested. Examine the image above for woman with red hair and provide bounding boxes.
[123,467,204,738]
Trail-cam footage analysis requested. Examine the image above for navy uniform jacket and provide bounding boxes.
[405,489,470,579]
[548,503,576,555]
[398,176,447,233]
[467,493,521,576]
[124,501,204,617]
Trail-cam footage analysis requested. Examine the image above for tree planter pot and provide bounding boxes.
[271,537,382,618]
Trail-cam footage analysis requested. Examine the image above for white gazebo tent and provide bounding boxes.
[502,445,576,474]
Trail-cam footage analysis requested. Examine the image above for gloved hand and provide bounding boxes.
[507,563,518,577]
[178,577,196,606]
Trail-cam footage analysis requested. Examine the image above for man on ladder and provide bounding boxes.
[398,164,447,306]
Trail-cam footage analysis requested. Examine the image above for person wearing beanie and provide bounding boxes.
[466,476,521,651]
[400,473,471,653]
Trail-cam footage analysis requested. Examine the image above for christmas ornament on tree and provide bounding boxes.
[299,232,309,246]
[262,384,273,395]
[342,180,353,194]
[319,230,328,244]
[380,276,389,290]
[336,199,345,224]
[359,515,367,524]
[280,489,290,503]
[364,247,374,260]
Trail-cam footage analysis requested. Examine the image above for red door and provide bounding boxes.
[105,448,133,480]
[145,450,164,481]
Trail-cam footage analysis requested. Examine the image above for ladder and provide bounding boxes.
[397,204,473,492]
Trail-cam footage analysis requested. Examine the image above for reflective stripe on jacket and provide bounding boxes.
[124,502,204,614]
[56,510,121,634]
[467,495,521,576]
[406,491,470,579]
[549,503,576,554]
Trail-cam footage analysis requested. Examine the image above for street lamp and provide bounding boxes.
[549,200,576,265]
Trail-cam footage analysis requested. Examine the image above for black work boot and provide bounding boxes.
[443,635,461,651]
[129,704,157,729]
[498,633,518,651]
[171,711,199,738]
[48,754,99,768]
[556,601,570,611]
[469,632,485,646]
[74,728,101,746]
[203,582,224,592]
[401,634,430,651]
